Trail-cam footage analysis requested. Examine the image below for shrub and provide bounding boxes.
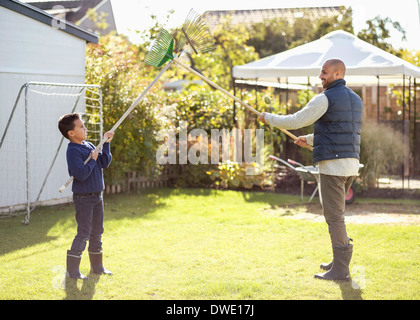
[360,122,409,188]
[85,33,177,185]
[206,161,269,190]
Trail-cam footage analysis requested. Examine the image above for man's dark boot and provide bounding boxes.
[66,250,88,280]
[319,238,352,271]
[89,250,113,275]
[320,261,333,271]
[314,243,353,281]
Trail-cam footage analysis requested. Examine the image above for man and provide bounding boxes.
[259,58,363,281]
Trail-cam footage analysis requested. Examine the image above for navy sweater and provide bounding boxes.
[66,141,112,193]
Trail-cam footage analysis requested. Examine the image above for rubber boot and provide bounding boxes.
[319,238,352,271]
[66,250,88,280]
[89,250,113,275]
[320,261,333,271]
[314,243,353,281]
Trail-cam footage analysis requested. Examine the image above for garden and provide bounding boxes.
[1,8,419,302]
[0,188,419,300]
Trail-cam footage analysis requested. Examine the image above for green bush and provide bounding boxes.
[85,27,258,186]
[206,161,269,190]
[85,33,178,185]
[360,122,409,188]
[162,86,235,187]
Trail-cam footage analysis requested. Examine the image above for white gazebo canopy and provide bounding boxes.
[233,30,420,86]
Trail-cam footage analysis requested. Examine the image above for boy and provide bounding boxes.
[58,113,114,280]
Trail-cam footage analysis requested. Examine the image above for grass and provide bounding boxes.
[0,188,419,300]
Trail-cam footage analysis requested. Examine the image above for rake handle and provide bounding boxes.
[173,58,313,152]
[59,61,174,193]
[173,58,261,116]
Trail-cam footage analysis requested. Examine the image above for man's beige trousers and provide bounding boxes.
[319,174,356,246]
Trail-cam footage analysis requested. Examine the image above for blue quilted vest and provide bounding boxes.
[312,79,363,165]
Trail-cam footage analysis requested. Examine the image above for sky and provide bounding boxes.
[110,0,420,51]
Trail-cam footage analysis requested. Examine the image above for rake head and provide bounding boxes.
[145,9,215,68]
[177,9,215,55]
[145,29,175,67]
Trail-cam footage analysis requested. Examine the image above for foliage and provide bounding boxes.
[84,8,415,188]
[258,89,287,160]
[159,18,264,187]
[190,15,259,90]
[206,161,269,190]
[84,8,109,33]
[360,122,409,188]
[158,86,234,187]
[165,85,235,131]
[297,89,316,108]
[85,33,173,184]
[357,16,406,56]
[389,85,417,115]
[384,49,420,124]
[247,6,354,58]
[84,24,261,187]
[400,49,420,67]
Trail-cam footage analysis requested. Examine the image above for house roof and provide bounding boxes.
[22,0,104,21]
[0,0,98,43]
[203,7,342,31]
[22,0,117,35]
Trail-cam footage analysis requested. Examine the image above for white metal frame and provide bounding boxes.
[0,81,103,224]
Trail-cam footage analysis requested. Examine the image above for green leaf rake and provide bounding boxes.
[59,9,215,193]
[145,20,310,151]
[59,8,311,192]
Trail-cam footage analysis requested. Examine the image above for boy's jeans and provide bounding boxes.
[70,193,104,253]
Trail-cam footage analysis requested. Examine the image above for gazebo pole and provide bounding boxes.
[286,78,289,114]
[232,77,236,127]
[402,75,406,189]
[408,77,412,188]
[377,76,380,123]
[285,78,289,160]
[307,77,311,103]
[414,78,417,178]
[255,78,258,125]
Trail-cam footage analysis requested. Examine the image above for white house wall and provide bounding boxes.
[0,6,86,76]
[0,5,88,213]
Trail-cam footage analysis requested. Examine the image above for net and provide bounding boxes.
[0,82,102,223]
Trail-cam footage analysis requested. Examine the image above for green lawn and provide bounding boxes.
[0,188,419,300]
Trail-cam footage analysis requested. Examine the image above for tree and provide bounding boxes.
[85,32,174,184]
[85,8,414,188]
[247,6,354,58]
[357,16,406,56]
[400,49,420,67]
[84,22,257,186]
[189,15,259,91]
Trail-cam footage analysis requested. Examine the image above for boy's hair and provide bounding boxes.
[58,113,81,139]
